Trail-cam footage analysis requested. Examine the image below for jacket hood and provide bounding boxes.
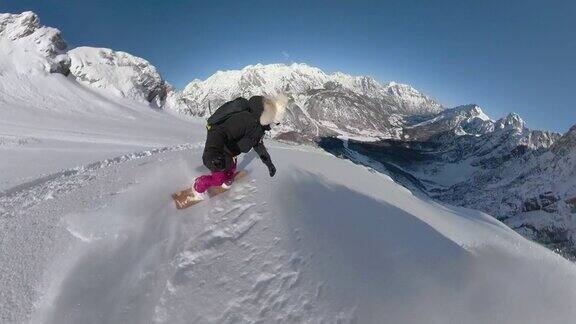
[247,96,264,120]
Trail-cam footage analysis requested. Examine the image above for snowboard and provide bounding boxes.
[171,170,248,210]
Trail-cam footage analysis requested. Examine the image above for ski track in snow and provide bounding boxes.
[0,143,203,323]
[0,143,202,212]
[0,136,354,323]
[153,179,337,324]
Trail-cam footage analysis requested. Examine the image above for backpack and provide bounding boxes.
[206,97,251,130]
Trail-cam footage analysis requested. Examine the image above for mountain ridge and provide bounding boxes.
[320,105,575,258]
[165,62,444,140]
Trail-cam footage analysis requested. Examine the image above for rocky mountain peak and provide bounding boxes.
[0,11,40,40]
[384,81,443,115]
[400,104,494,141]
[167,63,443,139]
[384,82,420,100]
[470,105,490,119]
[551,124,576,156]
[68,47,168,106]
[385,81,415,92]
[0,11,70,75]
[449,104,490,120]
[495,113,526,131]
[564,124,576,137]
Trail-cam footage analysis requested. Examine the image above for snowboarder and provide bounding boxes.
[192,94,287,198]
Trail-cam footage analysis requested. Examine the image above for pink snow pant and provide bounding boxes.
[193,159,237,193]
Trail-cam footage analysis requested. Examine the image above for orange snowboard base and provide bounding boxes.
[171,170,248,210]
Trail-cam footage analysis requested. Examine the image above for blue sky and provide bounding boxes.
[1,0,574,132]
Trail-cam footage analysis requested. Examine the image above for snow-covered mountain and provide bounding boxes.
[69,47,169,107]
[166,63,443,141]
[402,104,495,141]
[0,11,197,191]
[552,124,576,155]
[0,11,69,75]
[321,104,575,258]
[397,106,561,185]
[173,63,442,115]
[435,123,576,256]
[0,11,170,110]
[403,106,559,157]
[1,12,443,141]
[384,81,444,115]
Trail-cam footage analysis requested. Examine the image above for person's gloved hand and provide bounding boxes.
[259,153,276,177]
[210,155,225,172]
[266,162,276,177]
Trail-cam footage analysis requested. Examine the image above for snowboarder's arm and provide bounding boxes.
[205,128,226,149]
[253,141,276,177]
[203,129,228,171]
[237,120,265,153]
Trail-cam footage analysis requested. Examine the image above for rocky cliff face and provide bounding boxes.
[0,12,170,108]
[552,125,576,156]
[68,47,169,106]
[468,126,576,257]
[384,81,443,116]
[402,104,493,141]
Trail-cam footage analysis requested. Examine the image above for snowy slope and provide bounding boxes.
[1,141,573,324]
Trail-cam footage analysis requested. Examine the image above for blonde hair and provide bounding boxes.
[260,94,288,125]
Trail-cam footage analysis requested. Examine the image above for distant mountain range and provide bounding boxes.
[164,63,442,141]
[321,106,576,258]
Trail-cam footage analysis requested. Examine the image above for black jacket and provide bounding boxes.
[202,97,273,172]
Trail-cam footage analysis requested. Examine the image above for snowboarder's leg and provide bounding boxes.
[224,158,237,185]
[193,171,228,193]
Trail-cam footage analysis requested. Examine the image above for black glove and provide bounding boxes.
[211,156,225,171]
[205,150,232,172]
[266,162,276,177]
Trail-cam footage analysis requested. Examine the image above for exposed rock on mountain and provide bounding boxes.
[402,104,493,141]
[165,63,442,140]
[0,11,70,75]
[68,47,168,106]
[385,81,443,115]
[320,106,574,258]
[552,125,576,156]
